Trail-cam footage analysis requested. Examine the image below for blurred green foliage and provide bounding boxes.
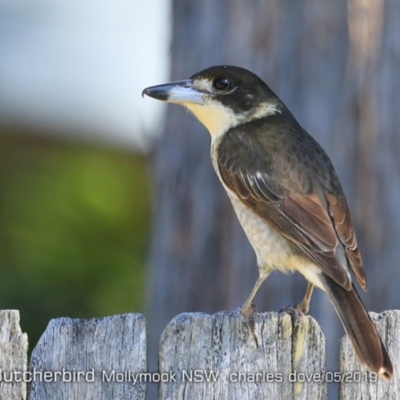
[0,130,150,351]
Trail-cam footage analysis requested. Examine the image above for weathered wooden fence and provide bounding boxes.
[0,309,398,399]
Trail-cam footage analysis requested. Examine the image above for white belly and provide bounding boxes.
[228,193,324,290]
[228,194,294,270]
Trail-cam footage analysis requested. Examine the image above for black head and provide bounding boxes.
[143,65,282,137]
[189,65,279,115]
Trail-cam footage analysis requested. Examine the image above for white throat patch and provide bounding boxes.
[183,101,237,138]
[183,99,281,139]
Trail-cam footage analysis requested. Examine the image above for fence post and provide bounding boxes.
[340,310,399,399]
[1,309,398,398]
[28,314,146,400]
[159,311,326,400]
[0,310,28,400]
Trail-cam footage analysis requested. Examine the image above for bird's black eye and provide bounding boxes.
[213,77,230,91]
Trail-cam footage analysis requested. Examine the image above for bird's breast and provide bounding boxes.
[228,194,295,270]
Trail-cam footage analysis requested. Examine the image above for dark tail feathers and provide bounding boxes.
[320,274,393,380]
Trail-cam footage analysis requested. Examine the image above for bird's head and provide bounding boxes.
[142,65,282,137]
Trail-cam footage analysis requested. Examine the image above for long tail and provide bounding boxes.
[320,274,393,380]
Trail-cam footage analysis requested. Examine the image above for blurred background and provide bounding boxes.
[1,1,400,399]
[0,0,170,347]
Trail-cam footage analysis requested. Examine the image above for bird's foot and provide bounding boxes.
[241,302,259,347]
[296,298,310,315]
[279,304,306,329]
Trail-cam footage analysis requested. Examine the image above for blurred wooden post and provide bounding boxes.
[340,310,400,399]
[159,311,327,400]
[0,310,28,400]
[28,314,146,400]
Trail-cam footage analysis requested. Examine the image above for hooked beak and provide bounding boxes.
[142,79,203,105]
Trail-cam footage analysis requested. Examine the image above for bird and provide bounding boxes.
[142,65,393,380]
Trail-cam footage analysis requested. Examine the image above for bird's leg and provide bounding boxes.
[241,268,272,316]
[280,282,314,328]
[241,267,272,342]
[297,282,314,314]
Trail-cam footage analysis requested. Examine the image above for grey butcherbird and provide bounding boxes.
[143,65,393,379]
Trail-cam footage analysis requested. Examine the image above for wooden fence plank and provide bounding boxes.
[2,308,398,398]
[28,314,146,400]
[340,310,399,399]
[159,311,326,400]
[0,310,28,400]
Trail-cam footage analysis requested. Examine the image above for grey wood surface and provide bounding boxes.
[0,310,28,400]
[28,314,146,400]
[159,311,327,400]
[1,309,400,398]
